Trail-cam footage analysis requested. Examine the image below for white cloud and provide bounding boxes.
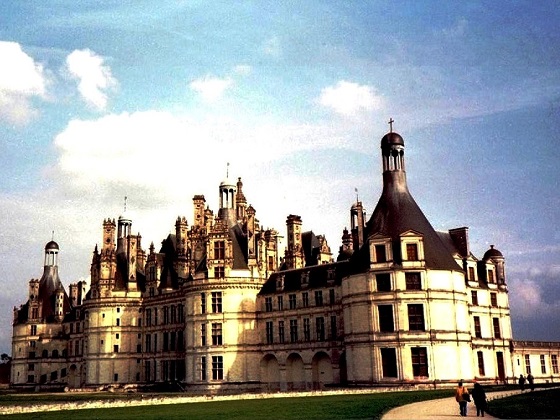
[442,18,468,37]
[319,81,383,117]
[189,75,233,103]
[65,49,117,110]
[233,65,252,76]
[262,36,282,57]
[0,41,46,124]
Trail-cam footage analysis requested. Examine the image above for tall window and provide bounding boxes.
[211,323,222,345]
[302,292,309,308]
[471,291,478,306]
[375,244,387,262]
[474,316,482,338]
[552,355,559,374]
[477,351,485,376]
[212,356,223,380]
[289,294,297,309]
[30,325,37,336]
[468,266,476,282]
[303,318,311,341]
[411,347,428,377]
[376,273,391,291]
[212,292,223,313]
[268,256,274,271]
[163,306,169,324]
[405,272,421,290]
[378,305,395,332]
[266,321,274,344]
[200,356,207,381]
[488,269,495,283]
[178,304,184,322]
[146,308,152,326]
[200,293,206,314]
[316,317,325,341]
[525,354,531,374]
[290,319,298,342]
[330,315,337,339]
[201,324,207,346]
[265,297,273,312]
[493,318,501,339]
[381,348,398,378]
[214,266,225,278]
[278,321,285,343]
[407,304,425,331]
[314,290,323,306]
[154,308,158,325]
[277,296,284,311]
[541,355,547,374]
[214,240,225,259]
[329,289,336,305]
[406,243,418,260]
[490,293,498,307]
[146,334,152,351]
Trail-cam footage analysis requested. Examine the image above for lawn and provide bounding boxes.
[2,389,452,420]
[488,387,560,419]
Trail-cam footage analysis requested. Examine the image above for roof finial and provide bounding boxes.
[52,230,55,241]
[226,162,230,178]
[124,196,127,213]
[355,187,359,203]
[388,117,394,133]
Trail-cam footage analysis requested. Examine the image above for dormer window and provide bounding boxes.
[400,231,425,267]
[326,268,336,284]
[488,269,495,284]
[301,272,309,288]
[375,245,387,262]
[276,275,285,291]
[406,244,418,261]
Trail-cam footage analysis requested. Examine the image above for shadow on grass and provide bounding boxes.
[487,387,560,419]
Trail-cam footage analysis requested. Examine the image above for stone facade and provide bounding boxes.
[11,127,560,392]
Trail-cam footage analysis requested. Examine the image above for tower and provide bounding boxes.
[284,214,304,269]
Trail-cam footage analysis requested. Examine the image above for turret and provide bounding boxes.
[351,201,365,251]
[284,214,304,269]
[236,177,247,221]
[193,195,206,229]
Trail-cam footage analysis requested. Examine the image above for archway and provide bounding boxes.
[312,351,333,390]
[259,354,280,392]
[286,353,305,391]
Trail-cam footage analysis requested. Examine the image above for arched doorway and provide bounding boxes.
[68,364,78,389]
[286,353,305,391]
[260,354,280,392]
[312,352,333,390]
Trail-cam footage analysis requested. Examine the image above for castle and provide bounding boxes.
[11,127,560,391]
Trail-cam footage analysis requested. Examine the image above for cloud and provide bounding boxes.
[442,18,468,37]
[262,36,282,58]
[319,81,384,117]
[189,75,233,103]
[65,49,117,110]
[233,65,252,76]
[0,41,46,124]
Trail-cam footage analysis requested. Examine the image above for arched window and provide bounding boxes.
[52,349,59,358]
[42,349,48,358]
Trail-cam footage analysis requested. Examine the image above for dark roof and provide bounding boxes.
[37,265,71,322]
[231,225,249,269]
[302,231,321,266]
[45,241,59,250]
[159,235,180,289]
[484,245,503,260]
[381,131,404,147]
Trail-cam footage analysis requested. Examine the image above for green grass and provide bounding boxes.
[488,388,560,419]
[2,389,452,420]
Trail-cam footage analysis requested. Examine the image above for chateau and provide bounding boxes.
[11,127,560,391]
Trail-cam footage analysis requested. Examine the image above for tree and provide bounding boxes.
[0,353,11,363]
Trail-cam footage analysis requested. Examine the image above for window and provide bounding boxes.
[30,325,37,336]
[468,266,476,281]
[201,356,207,381]
[525,354,531,374]
[316,317,325,341]
[303,318,311,341]
[290,319,298,342]
[154,308,158,325]
[302,292,309,308]
[471,291,478,306]
[329,288,335,305]
[541,355,547,374]
[201,324,207,346]
[214,241,225,259]
[212,292,223,313]
[330,315,337,339]
[314,290,323,306]
[211,323,222,346]
[381,348,398,378]
[289,294,297,309]
[178,330,184,351]
[171,305,176,323]
[408,304,425,331]
[113,345,119,353]
[488,269,495,283]
[178,304,184,322]
[277,296,284,311]
[477,351,485,376]
[212,356,223,380]
[470,316,481,338]
[146,309,152,326]
[493,318,501,339]
[27,375,34,383]
[137,344,142,353]
[146,334,151,352]
[552,355,559,374]
[201,293,206,314]
[406,243,418,260]
[28,363,34,371]
[265,297,273,312]
[268,256,274,271]
[411,347,428,377]
[266,321,274,344]
[215,266,225,278]
[378,305,395,332]
[278,321,285,343]
[163,332,169,351]
[375,244,387,262]
[116,333,120,339]
[405,272,421,290]
[376,274,391,292]
[116,318,120,326]
[490,293,498,307]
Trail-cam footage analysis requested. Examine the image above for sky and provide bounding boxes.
[0,1,559,356]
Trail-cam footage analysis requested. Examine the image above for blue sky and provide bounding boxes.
[1,1,559,355]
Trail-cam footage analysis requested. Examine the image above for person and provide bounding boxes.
[527,373,534,391]
[455,381,470,417]
[519,374,526,391]
[471,382,487,417]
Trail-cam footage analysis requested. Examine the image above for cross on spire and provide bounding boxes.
[388,117,394,133]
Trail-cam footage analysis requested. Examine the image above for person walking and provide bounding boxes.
[455,381,470,417]
[519,374,526,391]
[471,382,487,417]
[527,373,534,391]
